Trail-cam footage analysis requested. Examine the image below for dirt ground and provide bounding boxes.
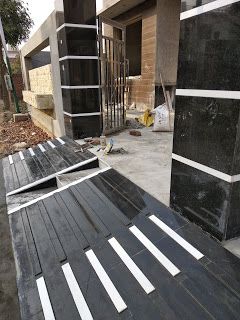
[0,120,50,159]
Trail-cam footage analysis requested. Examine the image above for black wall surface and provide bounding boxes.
[170,0,240,240]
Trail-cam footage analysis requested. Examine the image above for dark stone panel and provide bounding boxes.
[62,88,100,114]
[226,181,240,239]
[173,96,240,175]
[178,3,240,90]
[58,27,98,58]
[181,0,216,12]
[62,0,96,25]
[60,59,99,86]
[170,159,231,240]
[64,114,101,139]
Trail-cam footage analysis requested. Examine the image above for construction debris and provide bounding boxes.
[129,130,142,137]
[138,109,154,127]
[84,137,101,146]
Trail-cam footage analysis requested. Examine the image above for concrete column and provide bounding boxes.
[56,0,101,139]
[170,0,240,241]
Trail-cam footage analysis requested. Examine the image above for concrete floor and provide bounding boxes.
[84,127,174,207]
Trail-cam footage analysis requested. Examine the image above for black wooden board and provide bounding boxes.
[8,168,240,320]
[2,136,98,196]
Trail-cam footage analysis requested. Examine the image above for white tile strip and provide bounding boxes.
[64,111,101,117]
[38,144,46,152]
[59,56,98,61]
[86,249,127,313]
[172,153,240,183]
[176,89,240,100]
[109,238,155,294]
[61,85,101,89]
[62,263,93,320]
[8,155,13,165]
[8,166,111,214]
[57,23,97,32]
[19,152,24,160]
[56,137,65,145]
[36,277,55,320]
[129,226,180,277]
[181,0,240,20]
[29,148,35,156]
[149,215,204,260]
[47,141,56,149]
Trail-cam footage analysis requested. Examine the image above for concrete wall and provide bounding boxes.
[155,0,181,86]
[20,11,65,138]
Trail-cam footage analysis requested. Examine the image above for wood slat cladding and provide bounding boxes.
[116,3,157,111]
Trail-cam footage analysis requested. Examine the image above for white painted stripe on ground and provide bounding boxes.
[172,153,240,183]
[176,89,240,100]
[149,215,204,260]
[57,23,97,32]
[59,56,98,61]
[62,263,93,320]
[19,151,24,160]
[36,277,55,320]
[47,141,56,149]
[180,0,240,20]
[29,148,35,156]
[64,111,101,117]
[61,85,101,89]
[8,155,13,165]
[8,166,111,214]
[38,144,46,152]
[109,238,155,294]
[7,156,99,198]
[86,249,127,313]
[129,226,180,277]
[56,137,65,145]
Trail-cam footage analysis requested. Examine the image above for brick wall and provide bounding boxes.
[29,65,53,94]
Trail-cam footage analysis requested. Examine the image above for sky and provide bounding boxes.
[24,0,103,38]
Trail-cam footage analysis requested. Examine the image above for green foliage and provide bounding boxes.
[0,0,33,46]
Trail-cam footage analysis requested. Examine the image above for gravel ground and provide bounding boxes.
[0,119,50,159]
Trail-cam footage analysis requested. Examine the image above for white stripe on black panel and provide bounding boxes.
[86,249,127,313]
[57,23,97,32]
[109,238,155,294]
[38,144,46,152]
[180,0,240,20]
[176,89,240,99]
[29,148,35,156]
[8,155,13,165]
[19,151,24,160]
[172,153,240,183]
[62,263,93,320]
[56,137,65,145]
[61,85,101,89]
[149,215,204,260]
[64,111,101,117]
[36,277,56,320]
[47,141,56,149]
[59,56,98,62]
[129,226,180,277]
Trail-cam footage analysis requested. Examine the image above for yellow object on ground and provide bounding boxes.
[138,109,154,127]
